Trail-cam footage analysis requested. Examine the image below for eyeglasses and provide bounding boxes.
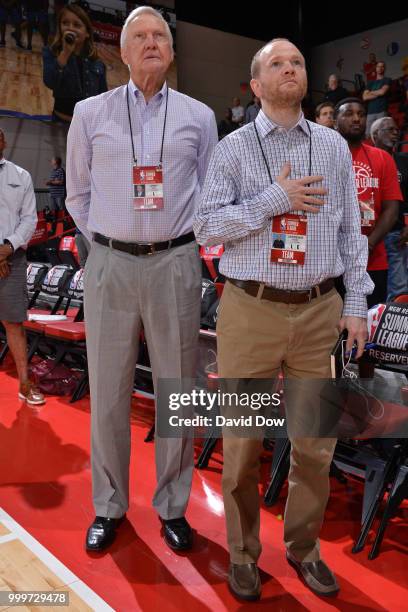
[378,127,399,133]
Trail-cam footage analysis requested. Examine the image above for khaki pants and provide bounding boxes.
[217,281,343,564]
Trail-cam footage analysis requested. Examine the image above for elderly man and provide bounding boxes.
[324,74,348,106]
[371,116,408,299]
[66,6,217,552]
[315,101,334,128]
[195,38,373,600]
[0,128,45,405]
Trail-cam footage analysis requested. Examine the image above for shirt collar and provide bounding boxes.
[255,109,310,138]
[128,79,167,105]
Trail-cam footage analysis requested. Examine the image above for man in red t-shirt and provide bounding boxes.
[335,98,401,307]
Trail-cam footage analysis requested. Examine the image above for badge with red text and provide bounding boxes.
[271,214,307,265]
[133,166,164,210]
[359,196,375,228]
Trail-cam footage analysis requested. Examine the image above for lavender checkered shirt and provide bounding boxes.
[194,110,374,318]
[66,80,218,244]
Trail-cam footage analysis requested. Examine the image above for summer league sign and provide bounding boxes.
[367,303,408,367]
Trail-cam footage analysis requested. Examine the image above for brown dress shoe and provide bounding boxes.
[18,382,46,406]
[228,563,261,601]
[286,552,339,597]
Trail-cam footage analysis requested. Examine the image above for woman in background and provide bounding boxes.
[42,3,107,123]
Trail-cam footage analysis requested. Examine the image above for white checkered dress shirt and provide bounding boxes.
[66,80,218,244]
[194,110,374,318]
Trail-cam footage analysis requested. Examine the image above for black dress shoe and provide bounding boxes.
[286,552,340,597]
[86,515,125,551]
[161,517,193,551]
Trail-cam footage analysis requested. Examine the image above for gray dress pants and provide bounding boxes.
[84,239,201,519]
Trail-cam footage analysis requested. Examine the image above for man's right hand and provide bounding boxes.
[276,163,327,213]
[0,261,10,279]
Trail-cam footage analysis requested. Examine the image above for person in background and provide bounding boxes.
[25,0,49,50]
[42,3,107,123]
[335,98,401,307]
[363,52,377,84]
[45,156,65,214]
[315,101,334,128]
[245,95,261,124]
[0,128,45,406]
[218,108,235,139]
[371,116,408,299]
[324,74,349,105]
[231,96,245,127]
[363,61,392,138]
[0,0,23,48]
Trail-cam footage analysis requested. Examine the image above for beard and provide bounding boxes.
[264,82,307,108]
[345,130,365,144]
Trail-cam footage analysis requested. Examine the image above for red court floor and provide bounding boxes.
[0,356,407,611]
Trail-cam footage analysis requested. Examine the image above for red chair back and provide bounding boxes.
[393,294,408,303]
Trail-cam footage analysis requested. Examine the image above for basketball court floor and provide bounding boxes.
[0,353,407,611]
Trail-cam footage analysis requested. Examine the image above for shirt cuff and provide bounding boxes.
[264,182,292,217]
[5,235,21,252]
[343,292,368,319]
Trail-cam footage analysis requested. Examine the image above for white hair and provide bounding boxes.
[120,6,173,49]
[370,116,390,142]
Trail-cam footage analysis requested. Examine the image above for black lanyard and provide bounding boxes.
[126,83,169,167]
[253,118,312,184]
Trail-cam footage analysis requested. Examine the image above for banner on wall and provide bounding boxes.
[92,21,121,46]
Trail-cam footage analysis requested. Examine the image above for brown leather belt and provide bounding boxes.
[227,277,335,304]
[94,231,195,256]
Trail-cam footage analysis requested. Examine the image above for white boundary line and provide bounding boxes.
[0,508,114,611]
